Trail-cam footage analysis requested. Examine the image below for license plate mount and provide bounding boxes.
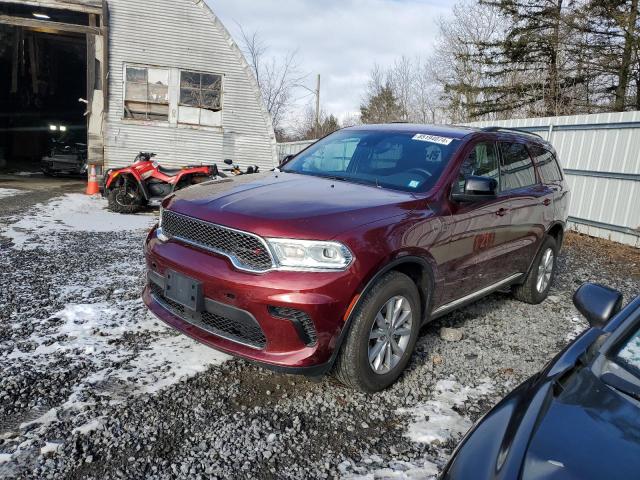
[164,270,204,312]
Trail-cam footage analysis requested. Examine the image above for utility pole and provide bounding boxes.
[314,74,321,139]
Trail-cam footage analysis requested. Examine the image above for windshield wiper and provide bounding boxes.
[601,371,640,401]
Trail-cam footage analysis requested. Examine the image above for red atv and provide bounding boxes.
[102,152,221,213]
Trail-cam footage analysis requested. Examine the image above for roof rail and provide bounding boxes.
[480,126,543,139]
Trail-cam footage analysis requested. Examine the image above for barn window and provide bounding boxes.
[124,66,169,121]
[178,70,223,127]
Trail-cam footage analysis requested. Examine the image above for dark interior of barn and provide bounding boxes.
[0,4,88,173]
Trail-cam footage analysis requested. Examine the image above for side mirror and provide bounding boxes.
[224,159,233,166]
[280,154,294,166]
[451,176,497,203]
[573,283,623,329]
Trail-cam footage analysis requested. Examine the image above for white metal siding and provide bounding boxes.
[104,0,277,171]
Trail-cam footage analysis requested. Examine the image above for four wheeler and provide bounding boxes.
[102,152,221,213]
[221,158,260,175]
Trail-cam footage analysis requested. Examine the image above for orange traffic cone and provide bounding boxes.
[85,165,100,195]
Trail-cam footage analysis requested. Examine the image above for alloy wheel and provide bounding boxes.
[536,248,554,293]
[368,295,413,375]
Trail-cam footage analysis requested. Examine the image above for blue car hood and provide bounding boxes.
[521,368,640,480]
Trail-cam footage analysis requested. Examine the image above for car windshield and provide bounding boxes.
[282,129,462,192]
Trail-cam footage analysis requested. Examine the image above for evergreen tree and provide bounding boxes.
[360,85,403,124]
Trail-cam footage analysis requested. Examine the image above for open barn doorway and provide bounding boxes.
[0,1,103,176]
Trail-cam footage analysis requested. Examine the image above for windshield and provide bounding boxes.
[282,129,461,192]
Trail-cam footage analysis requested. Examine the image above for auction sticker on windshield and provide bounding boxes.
[412,133,454,145]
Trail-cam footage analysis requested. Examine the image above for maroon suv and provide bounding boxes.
[143,124,569,392]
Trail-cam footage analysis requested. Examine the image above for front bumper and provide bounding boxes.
[143,227,360,373]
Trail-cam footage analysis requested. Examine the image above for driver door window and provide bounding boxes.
[454,142,499,193]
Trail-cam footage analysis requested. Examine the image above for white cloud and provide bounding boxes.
[209,0,452,123]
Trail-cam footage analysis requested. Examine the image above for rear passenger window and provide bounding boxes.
[499,142,537,191]
[454,142,499,193]
[530,146,562,183]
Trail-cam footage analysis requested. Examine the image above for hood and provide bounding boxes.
[166,171,422,239]
[521,368,640,480]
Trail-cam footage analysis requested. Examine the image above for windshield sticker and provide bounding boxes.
[408,180,420,188]
[425,145,442,163]
[412,133,454,145]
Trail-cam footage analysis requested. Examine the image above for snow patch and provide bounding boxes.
[4,193,155,249]
[346,459,439,479]
[566,316,588,341]
[114,335,229,394]
[0,188,26,200]
[399,378,494,445]
[40,442,62,455]
[72,418,104,435]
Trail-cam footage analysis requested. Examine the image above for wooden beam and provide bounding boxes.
[0,14,101,35]
[0,0,103,15]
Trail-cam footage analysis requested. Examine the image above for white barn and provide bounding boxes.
[0,0,277,173]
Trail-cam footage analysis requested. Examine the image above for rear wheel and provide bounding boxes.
[334,271,421,392]
[107,184,144,214]
[512,235,557,304]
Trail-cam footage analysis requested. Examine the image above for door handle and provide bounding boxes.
[496,208,508,217]
[542,198,551,206]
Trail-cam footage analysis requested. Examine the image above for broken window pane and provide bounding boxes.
[124,65,170,121]
[202,90,221,110]
[178,70,223,123]
[126,67,147,83]
[181,71,201,88]
[148,68,169,86]
[201,74,221,90]
[180,88,201,107]
[148,84,169,104]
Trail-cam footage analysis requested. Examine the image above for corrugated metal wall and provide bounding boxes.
[278,112,640,246]
[104,0,277,172]
[467,112,640,247]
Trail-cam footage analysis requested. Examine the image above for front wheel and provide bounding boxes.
[512,235,558,304]
[334,271,421,392]
[107,185,144,214]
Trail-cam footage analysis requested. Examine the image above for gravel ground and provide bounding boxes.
[0,184,638,479]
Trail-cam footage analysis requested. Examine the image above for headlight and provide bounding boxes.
[267,238,353,271]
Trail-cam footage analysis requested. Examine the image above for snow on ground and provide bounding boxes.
[344,378,495,480]
[0,193,229,470]
[0,188,26,200]
[4,193,155,249]
[566,315,588,341]
[399,378,494,446]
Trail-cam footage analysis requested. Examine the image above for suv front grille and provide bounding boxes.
[161,209,274,272]
[150,283,267,349]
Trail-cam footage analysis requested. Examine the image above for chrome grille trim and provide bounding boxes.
[160,209,275,273]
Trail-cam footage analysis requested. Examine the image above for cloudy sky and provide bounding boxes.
[210,0,453,123]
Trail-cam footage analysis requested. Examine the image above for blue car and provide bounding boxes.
[443,283,640,480]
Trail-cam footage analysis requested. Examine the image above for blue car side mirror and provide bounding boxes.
[573,283,623,329]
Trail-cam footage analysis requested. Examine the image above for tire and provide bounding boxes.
[334,271,421,392]
[107,186,144,214]
[512,235,558,304]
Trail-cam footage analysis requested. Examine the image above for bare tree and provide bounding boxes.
[238,26,306,137]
